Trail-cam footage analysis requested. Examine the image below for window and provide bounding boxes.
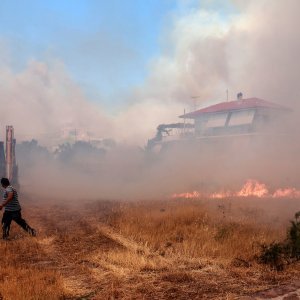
[228,110,255,126]
[205,113,228,128]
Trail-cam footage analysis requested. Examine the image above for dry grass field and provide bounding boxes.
[0,196,299,299]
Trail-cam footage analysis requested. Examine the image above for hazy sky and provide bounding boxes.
[0,0,174,106]
[0,0,234,108]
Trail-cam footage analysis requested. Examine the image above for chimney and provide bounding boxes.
[237,92,243,101]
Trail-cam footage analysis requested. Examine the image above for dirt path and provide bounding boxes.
[30,205,123,298]
[29,202,165,299]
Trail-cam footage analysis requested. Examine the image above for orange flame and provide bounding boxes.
[237,179,268,197]
[272,188,300,198]
[171,179,300,199]
[171,191,201,199]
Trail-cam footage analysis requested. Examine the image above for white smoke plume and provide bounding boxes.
[1,0,300,200]
[139,0,300,109]
[1,0,300,145]
[0,59,111,145]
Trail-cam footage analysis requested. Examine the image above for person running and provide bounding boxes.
[0,177,36,240]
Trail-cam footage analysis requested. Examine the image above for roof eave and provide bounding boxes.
[179,106,292,119]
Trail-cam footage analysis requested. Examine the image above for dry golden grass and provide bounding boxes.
[0,196,299,299]
[113,199,285,263]
[0,235,63,299]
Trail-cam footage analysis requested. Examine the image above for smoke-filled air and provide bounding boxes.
[1,0,300,200]
[2,2,300,299]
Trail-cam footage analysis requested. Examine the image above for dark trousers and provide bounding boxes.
[1,210,32,238]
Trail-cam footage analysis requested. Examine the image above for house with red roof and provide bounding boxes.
[147,93,291,151]
[179,93,291,138]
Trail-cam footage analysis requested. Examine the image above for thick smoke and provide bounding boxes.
[2,0,300,200]
[139,0,300,110]
[0,60,112,145]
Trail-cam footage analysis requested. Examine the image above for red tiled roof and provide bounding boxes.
[179,98,290,119]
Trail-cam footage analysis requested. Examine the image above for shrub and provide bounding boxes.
[287,211,300,259]
[259,211,300,270]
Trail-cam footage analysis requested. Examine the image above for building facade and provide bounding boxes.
[147,95,291,151]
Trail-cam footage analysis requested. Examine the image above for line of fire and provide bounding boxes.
[147,92,291,153]
[0,126,18,187]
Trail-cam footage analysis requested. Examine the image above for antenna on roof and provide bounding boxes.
[191,96,201,111]
[183,108,186,134]
[226,89,229,102]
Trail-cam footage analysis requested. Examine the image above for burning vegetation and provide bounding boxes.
[172,179,300,200]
